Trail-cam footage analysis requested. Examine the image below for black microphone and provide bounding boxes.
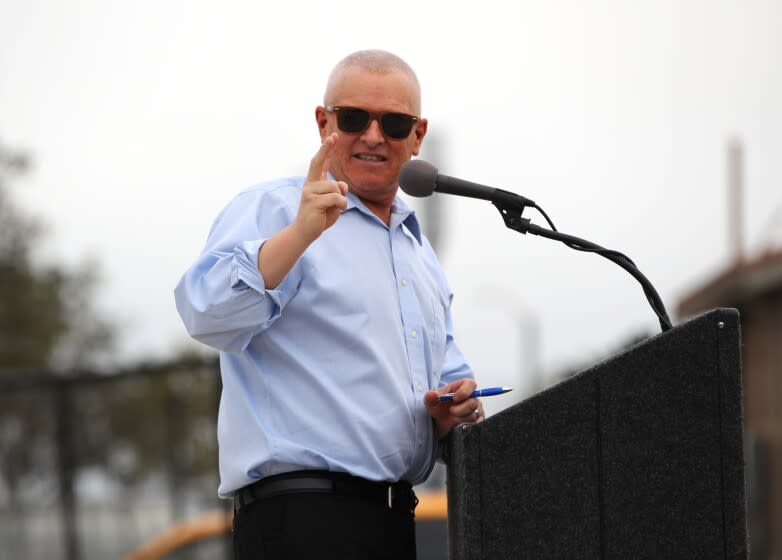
[398,159,535,211]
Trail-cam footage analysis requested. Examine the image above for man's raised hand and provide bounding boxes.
[294,132,349,242]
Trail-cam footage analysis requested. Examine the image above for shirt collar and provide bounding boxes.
[390,195,423,246]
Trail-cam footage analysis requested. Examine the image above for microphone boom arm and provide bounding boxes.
[493,202,673,333]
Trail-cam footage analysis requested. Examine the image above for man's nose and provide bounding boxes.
[360,118,385,145]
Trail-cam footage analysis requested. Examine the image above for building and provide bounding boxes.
[678,247,782,559]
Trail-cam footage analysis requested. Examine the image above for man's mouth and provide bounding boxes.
[354,153,386,162]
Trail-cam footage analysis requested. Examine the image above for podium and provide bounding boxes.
[446,308,748,559]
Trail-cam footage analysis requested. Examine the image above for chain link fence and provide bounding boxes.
[0,358,229,560]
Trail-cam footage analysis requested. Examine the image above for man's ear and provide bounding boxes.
[315,106,329,141]
[411,118,428,156]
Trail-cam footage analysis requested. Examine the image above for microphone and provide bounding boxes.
[398,159,535,211]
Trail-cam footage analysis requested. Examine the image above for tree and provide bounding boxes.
[0,139,114,371]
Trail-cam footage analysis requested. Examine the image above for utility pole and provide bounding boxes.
[728,137,744,265]
[416,132,447,256]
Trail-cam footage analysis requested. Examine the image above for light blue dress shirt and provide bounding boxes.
[175,176,473,497]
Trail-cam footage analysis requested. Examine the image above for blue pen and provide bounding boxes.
[438,386,513,401]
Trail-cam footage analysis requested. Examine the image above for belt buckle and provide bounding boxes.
[387,485,393,509]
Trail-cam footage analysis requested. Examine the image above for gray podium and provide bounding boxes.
[446,308,748,559]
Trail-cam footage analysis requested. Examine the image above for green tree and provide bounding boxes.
[0,139,114,370]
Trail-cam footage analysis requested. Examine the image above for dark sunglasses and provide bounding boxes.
[325,105,419,140]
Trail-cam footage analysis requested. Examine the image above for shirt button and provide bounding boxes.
[401,279,408,287]
[410,330,417,338]
[416,384,423,393]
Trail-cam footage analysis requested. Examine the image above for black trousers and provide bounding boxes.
[232,491,417,560]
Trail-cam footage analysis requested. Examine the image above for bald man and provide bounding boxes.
[176,50,482,559]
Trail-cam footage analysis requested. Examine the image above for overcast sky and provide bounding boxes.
[2,1,780,415]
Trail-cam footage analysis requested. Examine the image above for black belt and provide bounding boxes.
[233,470,418,514]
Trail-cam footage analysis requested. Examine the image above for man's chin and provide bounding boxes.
[349,181,399,203]
[345,172,397,195]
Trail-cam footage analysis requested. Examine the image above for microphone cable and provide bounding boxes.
[499,201,673,332]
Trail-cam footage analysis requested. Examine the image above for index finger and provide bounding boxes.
[307,133,338,182]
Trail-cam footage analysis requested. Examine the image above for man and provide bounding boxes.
[175,50,482,559]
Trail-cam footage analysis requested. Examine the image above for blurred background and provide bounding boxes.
[1,1,780,558]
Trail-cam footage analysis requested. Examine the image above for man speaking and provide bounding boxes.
[175,49,482,559]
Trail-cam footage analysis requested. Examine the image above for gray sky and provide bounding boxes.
[2,1,780,415]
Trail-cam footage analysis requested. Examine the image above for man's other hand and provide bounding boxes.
[424,378,484,439]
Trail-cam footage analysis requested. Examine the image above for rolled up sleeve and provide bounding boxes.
[174,183,301,352]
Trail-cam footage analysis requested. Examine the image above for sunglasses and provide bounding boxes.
[324,105,419,140]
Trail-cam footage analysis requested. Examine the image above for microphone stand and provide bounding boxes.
[493,202,673,333]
